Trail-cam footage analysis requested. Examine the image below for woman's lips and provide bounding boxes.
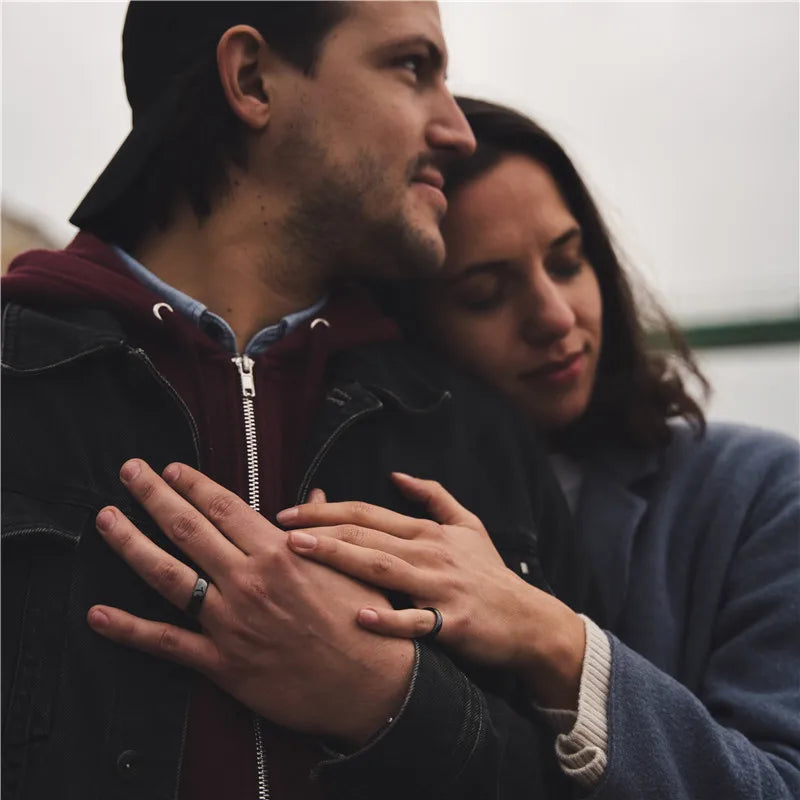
[521,350,586,387]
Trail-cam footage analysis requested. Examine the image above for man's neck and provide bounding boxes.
[133,188,328,352]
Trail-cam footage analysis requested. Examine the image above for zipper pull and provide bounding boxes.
[233,355,256,398]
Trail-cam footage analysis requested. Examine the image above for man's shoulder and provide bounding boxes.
[332,338,538,440]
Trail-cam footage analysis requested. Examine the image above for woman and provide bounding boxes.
[277,99,800,798]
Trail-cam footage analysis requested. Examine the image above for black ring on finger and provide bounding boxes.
[185,576,210,617]
[417,607,443,641]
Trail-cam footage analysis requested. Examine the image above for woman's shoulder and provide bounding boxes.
[664,420,799,474]
[644,421,800,521]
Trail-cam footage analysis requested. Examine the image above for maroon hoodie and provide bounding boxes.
[3,232,401,799]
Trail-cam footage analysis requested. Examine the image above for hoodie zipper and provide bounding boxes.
[232,354,270,800]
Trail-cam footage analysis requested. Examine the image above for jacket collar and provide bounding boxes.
[1,303,126,373]
[328,341,452,415]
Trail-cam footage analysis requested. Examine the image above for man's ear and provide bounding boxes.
[217,25,273,130]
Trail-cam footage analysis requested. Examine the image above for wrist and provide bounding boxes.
[515,594,585,711]
[333,638,416,747]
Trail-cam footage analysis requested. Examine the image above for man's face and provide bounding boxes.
[265,1,476,280]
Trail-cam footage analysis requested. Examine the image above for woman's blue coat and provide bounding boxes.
[572,422,800,799]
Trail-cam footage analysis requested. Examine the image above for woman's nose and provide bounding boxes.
[520,278,576,344]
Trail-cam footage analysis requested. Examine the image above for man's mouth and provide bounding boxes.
[411,168,445,191]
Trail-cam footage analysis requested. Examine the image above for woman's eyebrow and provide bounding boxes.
[548,227,582,251]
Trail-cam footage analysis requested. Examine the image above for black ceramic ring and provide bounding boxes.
[185,576,210,617]
[418,607,443,641]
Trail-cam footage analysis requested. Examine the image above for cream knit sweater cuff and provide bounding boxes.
[537,615,612,789]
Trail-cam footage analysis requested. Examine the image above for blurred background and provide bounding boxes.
[2,1,798,437]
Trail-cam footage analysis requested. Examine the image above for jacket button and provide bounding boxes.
[116,749,141,782]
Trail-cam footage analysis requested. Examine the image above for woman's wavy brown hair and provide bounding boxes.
[445,98,708,451]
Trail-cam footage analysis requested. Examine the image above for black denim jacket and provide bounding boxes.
[2,301,573,800]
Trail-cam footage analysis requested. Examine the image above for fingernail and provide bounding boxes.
[276,507,298,523]
[96,508,115,532]
[88,608,109,630]
[288,531,317,550]
[392,471,414,480]
[120,459,141,482]
[359,608,380,625]
[163,463,181,484]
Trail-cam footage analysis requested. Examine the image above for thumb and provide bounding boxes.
[391,472,481,528]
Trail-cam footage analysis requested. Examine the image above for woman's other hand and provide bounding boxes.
[277,473,585,710]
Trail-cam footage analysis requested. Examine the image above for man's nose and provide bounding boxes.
[426,91,477,157]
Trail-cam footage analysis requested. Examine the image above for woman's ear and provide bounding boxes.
[216,25,272,130]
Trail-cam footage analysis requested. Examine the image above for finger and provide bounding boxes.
[289,523,412,558]
[308,488,327,504]
[96,506,220,622]
[161,462,280,553]
[357,606,444,640]
[119,460,246,571]
[87,605,219,674]
[277,499,425,539]
[391,473,482,528]
[286,530,425,594]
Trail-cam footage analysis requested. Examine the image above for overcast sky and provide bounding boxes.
[2,1,798,326]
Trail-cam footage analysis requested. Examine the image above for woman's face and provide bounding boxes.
[423,154,603,430]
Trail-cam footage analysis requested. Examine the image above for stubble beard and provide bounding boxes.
[282,145,444,283]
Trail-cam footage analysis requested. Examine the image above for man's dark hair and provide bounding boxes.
[90,2,349,251]
[443,97,709,451]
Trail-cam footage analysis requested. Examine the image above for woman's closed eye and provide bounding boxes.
[451,273,507,312]
[547,258,585,282]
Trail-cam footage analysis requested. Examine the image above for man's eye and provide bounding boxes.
[396,54,425,76]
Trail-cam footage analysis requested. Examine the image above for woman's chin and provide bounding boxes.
[518,394,589,434]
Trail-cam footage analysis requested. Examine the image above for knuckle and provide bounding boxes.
[156,625,180,655]
[239,576,271,604]
[206,492,237,525]
[422,519,444,537]
[348,501,375,522]
[170,511,200,544]
[151,560,183,593]
[339,525,366,546]
[114,525,136,550]
[428,545,449,563]
[137,480,157,503]
[370,551,394,577]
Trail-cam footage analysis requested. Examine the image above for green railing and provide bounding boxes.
[650,315,800,351]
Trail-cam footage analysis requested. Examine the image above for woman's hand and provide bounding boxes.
[277,472,586,710]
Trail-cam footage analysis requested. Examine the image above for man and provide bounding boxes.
[2,3,574,798]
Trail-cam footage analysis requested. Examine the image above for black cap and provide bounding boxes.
[70,2,277,230]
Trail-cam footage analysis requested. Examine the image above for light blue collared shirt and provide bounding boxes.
[114,246,328,356]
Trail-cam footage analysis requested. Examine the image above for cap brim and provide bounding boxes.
[70,82,181,231]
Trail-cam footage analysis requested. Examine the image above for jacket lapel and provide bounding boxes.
[575,443,659,630]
